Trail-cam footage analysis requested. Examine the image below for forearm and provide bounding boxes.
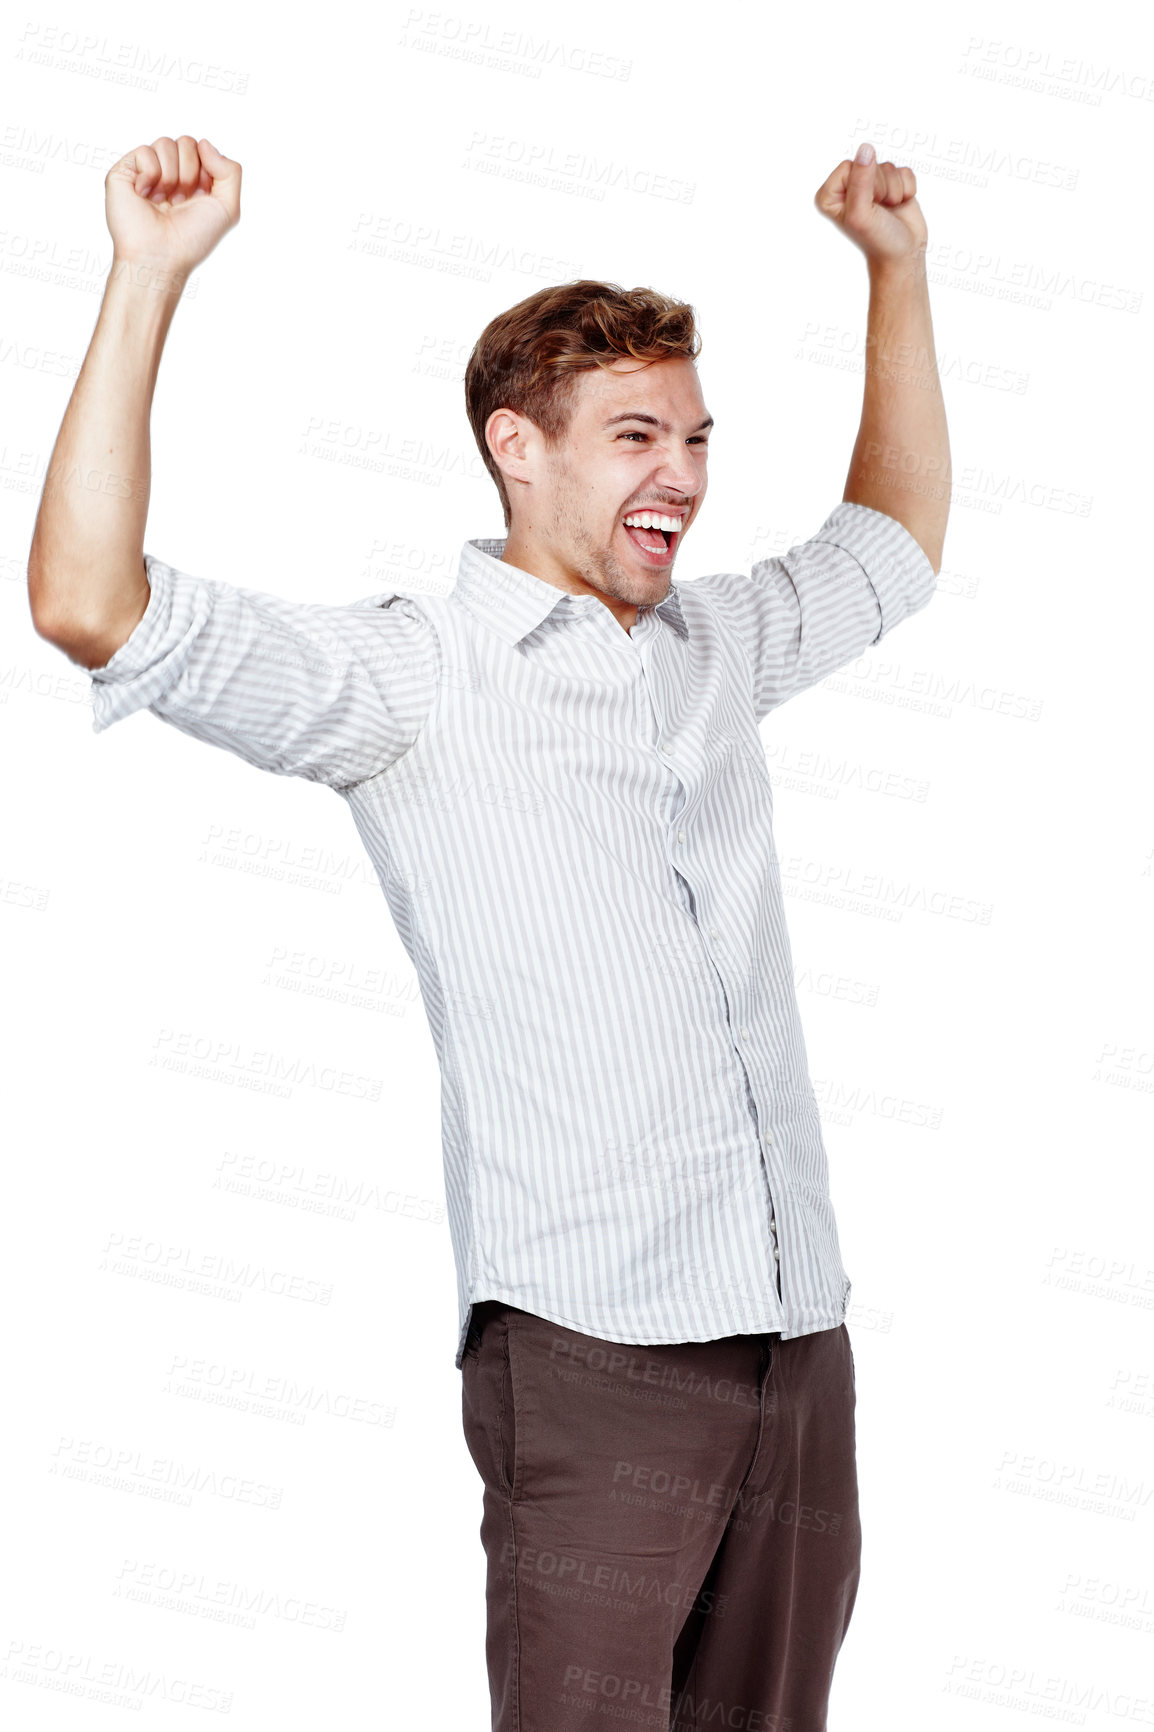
[843,252,951,572]
[27,258,184,658]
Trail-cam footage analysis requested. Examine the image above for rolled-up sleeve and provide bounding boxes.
[696,501,937,721]
[88,552,440,790]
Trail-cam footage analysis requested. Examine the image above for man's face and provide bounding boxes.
[493,355,711,619]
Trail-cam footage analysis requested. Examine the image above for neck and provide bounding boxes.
[500,526,638,634]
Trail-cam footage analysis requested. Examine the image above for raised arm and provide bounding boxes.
[28,136,437,791]
[691,143,946,723]
[814,141,951,574]
[27,136,242,667]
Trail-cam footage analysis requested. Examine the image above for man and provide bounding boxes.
[29,135,949,1730]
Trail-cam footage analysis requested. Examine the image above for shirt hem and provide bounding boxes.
[456,1288,849,1368]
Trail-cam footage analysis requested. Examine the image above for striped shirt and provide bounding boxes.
[89,500,936,1367]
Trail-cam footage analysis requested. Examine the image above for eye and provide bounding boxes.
[616,432,710,444]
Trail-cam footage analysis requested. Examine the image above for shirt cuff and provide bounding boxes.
[809,501,936,642]
[88,553,209,734]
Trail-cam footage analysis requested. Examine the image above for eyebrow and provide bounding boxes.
[602,412,714,433]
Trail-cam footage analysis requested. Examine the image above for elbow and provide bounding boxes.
[27,551,149,669]
[27,548,82,649]
[26,546,58,639]
[27,582,116,671]
[33,614,112,671]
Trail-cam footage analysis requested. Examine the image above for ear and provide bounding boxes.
[486,407,534,487]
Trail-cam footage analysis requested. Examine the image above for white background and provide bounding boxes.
[3,0,1152,1726]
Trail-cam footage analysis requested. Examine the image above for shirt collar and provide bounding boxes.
[452,537,689,645]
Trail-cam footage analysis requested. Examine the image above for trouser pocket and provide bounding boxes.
[461,1305,520,1505]
[496,1314,520,1502]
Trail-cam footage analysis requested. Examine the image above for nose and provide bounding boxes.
[654,440,704,500]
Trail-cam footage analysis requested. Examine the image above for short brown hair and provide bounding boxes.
[465,279,702,530]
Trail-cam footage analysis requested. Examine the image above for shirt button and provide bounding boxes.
[773,1246,780,1261]
[677,828,685,843]
[763,1131,773,1148]
[741,1026,750,1040]
[709,926,718,939]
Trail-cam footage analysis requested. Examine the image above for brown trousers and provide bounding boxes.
[461,1300,861,1732]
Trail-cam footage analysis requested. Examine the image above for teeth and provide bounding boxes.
[623,513,682,532]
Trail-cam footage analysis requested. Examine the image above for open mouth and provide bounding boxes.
[621,518,680,563]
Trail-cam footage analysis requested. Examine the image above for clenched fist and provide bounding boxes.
[105,136,241,275]
[814,142,927,266]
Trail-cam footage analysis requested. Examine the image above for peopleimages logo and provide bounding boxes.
[500,1540,729,1615]
[398,9,633,81]
[547,1334,760,1404]
[462,131,695,204]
